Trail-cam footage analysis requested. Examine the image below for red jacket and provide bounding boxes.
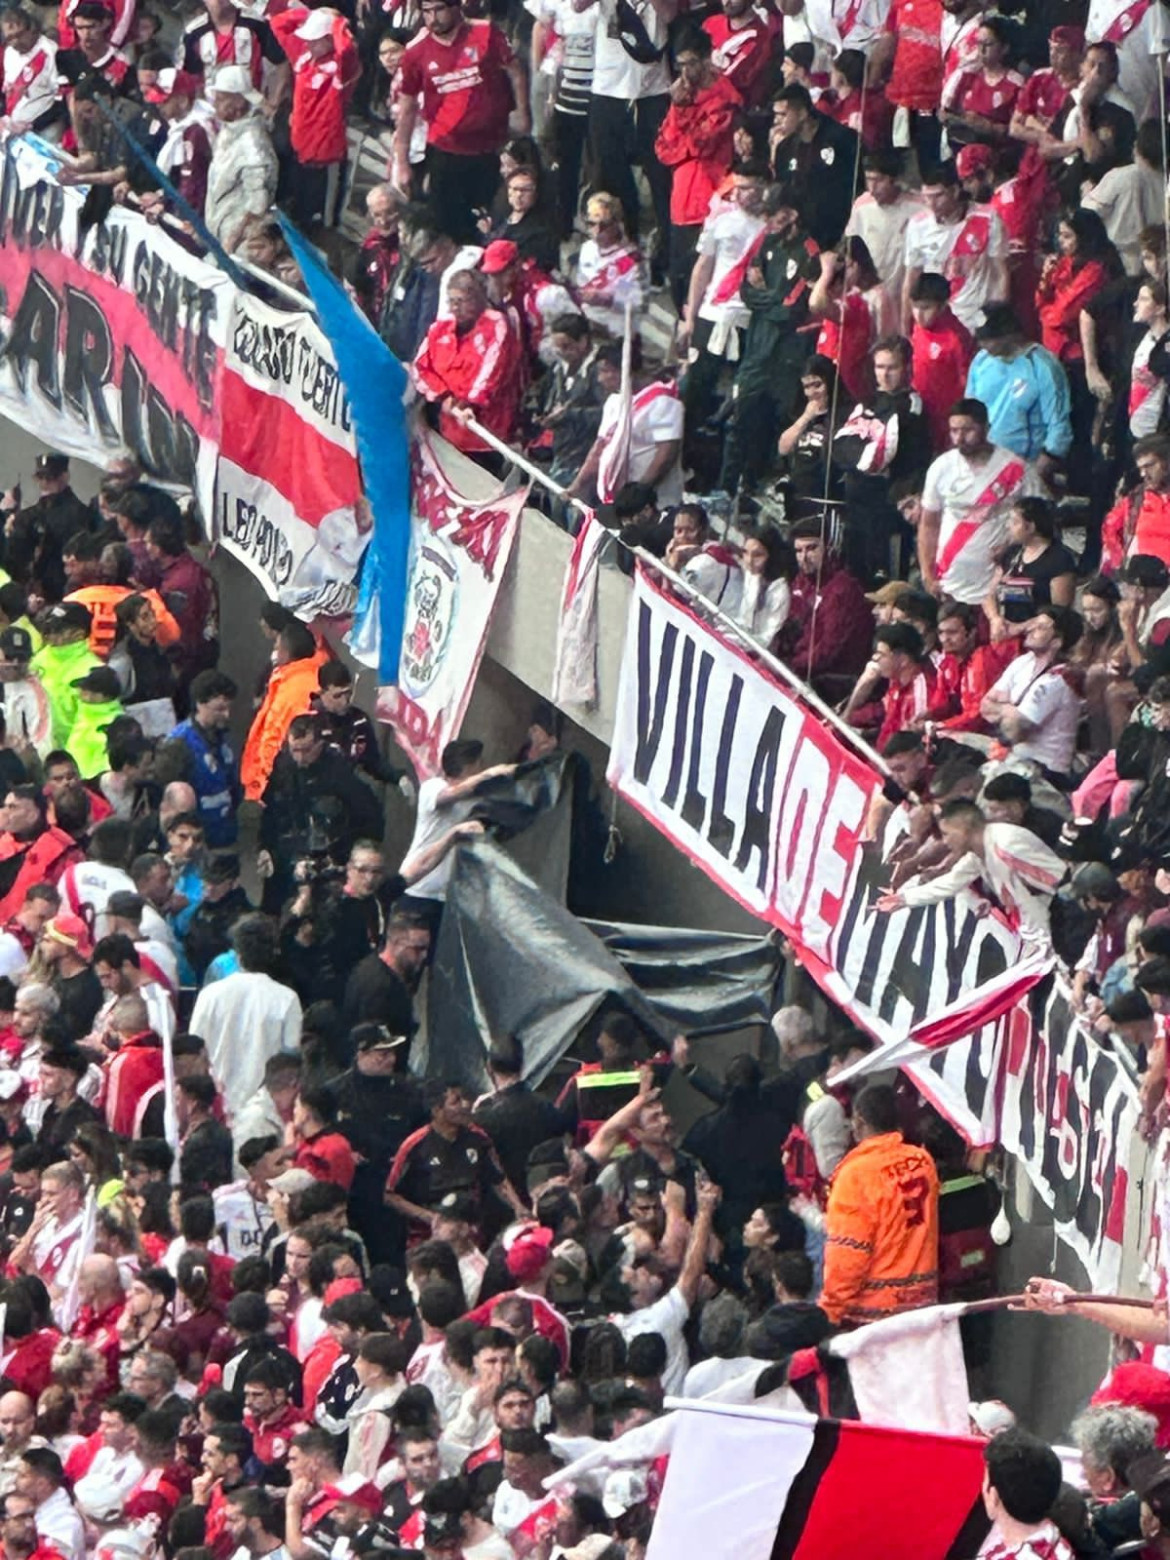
[654,74,741,226]
[1,1327,62,1398]
[912,308,974,451]
[105,1030,164,1138]
[412,307,523,454]
[1102,487,1170,573]
[875,663,937,750]
[0,826,80,926]
[270,8,358,165]
[294,1131,356,1191]
[75,1298,125,1400]
[1037,255,1109,362]
[927,644,1013,731]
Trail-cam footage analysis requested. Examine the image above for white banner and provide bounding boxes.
[214,289,365,616]
[0,134,229,517]
[375,425,527,778]
[607,568,1020,1142]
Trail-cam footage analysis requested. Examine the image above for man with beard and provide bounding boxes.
[340,912,430,1044]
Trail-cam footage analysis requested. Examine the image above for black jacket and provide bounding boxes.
[473,1082,567,1195]
[260,747,384,870]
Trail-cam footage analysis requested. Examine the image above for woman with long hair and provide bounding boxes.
[68,1121,123,1206]
[984,496,1078,643]
[1069,575,1124,755]
[732,527,795,650]
[778,355,846,507]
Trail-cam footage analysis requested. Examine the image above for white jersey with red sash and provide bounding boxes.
[32,1210,86,1309]
[1088,0,1159,115]
[697,206,766,352]
[904,201,1007,330]
[1130,330,1168,439]
[3,38,59,130]
[939,9,981,95]
[597,382,685,506]
[805,0,891,55]
[923,442,1031,603]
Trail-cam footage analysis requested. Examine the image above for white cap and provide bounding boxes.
[212,63,263,104]
[968,1400,1017,1437]
[294,8,338,40]
[269,1167,317,1196]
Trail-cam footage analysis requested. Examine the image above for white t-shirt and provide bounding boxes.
[903,203,1008,330]
[682,1354,758,1398]
[213,1179,273,1260]
[73,1445,146,1521]
[189,972,302,1121]
[0,931,28,982]
[611,1284,691,1395]
[845,190,924,303]
[590,0,670,99]
[921,444,1034,603]
[697,207,765,330]
[403,775,475,900]
[598,386,685,506]
[987,652,1081,775]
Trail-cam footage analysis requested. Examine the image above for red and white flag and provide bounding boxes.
[647,1400,989,1560]
[597,301,635,504]
[551,511,607,708]
[833,953,1054,1087]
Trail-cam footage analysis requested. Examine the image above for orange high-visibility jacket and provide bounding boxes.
[65,585,181,660]
[820,1130,940,1326]
[240,649,330,802]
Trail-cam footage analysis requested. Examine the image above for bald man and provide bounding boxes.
[74,1255,126,1400]
[0,1397,46,1497]
[102,996,165,1139]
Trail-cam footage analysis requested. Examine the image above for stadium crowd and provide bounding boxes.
[8,0,1170,1552]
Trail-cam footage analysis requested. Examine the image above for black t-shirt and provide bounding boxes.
[37,1094,101,1153]
[54,967,103,1039]
[387,1123,504,1214]
[342,952,416,1037]
[995,541,1078,622]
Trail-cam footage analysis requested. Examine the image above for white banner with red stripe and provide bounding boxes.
[375,425,528,778]
[213,290,368,616]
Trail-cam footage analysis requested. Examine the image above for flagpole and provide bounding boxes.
[460,411,897,781]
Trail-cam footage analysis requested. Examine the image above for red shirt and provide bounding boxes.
[1037,255,1109,361]
[294,1131,356,1191]
[703,12,776,109]
[411,308,524,453]
[885,0,943,111]
[654,73,741,227]
[270,8,359,165]
[397,19,514,156]
[911,306,974,450]
[875,663,937,750]
[244,1404,308,1472]
[1015,67,1074,127]
[0,1327,62,1398]
[927,644,1011,730]
[816,290,873,403]
[944,66,1023,125]
[124,1465,188,1528]
[823,85,894,148]
[75,1299,125,1399]
[1102,487,1170,572]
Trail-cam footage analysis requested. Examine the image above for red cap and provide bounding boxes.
[481,239,520,274]
[955,143,994,179]
[44,913,93,960]
[144,67,201,104]
[505,1223,554,1281]
[1050,23,1085,49]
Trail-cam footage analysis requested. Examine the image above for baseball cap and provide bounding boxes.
[43,913,94,960]
[1050,23,1085,48]
[505,1223,554,1281]
[864,581,912,606]
[1071,861,1122,902]
[434,1191,477,1224]
[1121,554,1170,589]
[293,8,337,40]
[268,1167,316,1196]
[39,602,91,635]
[211,63,263,103]
[0,627,32,662]
[355,1024,408,1054]
[71,666,122,699]
[955,143,994,180]
[967,1400,1017,1437]
[602,1467,648,1519]
[315,1475,384,1520]
[143,66,201,104]
[481,239,520,274]
[34,453,68,478]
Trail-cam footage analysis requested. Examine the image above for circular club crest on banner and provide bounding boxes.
[401,535,459,698]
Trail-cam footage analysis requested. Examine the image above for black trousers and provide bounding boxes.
[587,91,671,267]
[424,146,501,245]
[669,222,701,315]
[552,109,589,237]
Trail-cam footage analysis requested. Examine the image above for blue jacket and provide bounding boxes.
[166,719,241,848]
[965,345,1072,462]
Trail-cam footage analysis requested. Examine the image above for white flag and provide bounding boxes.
[551,510,606,708]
